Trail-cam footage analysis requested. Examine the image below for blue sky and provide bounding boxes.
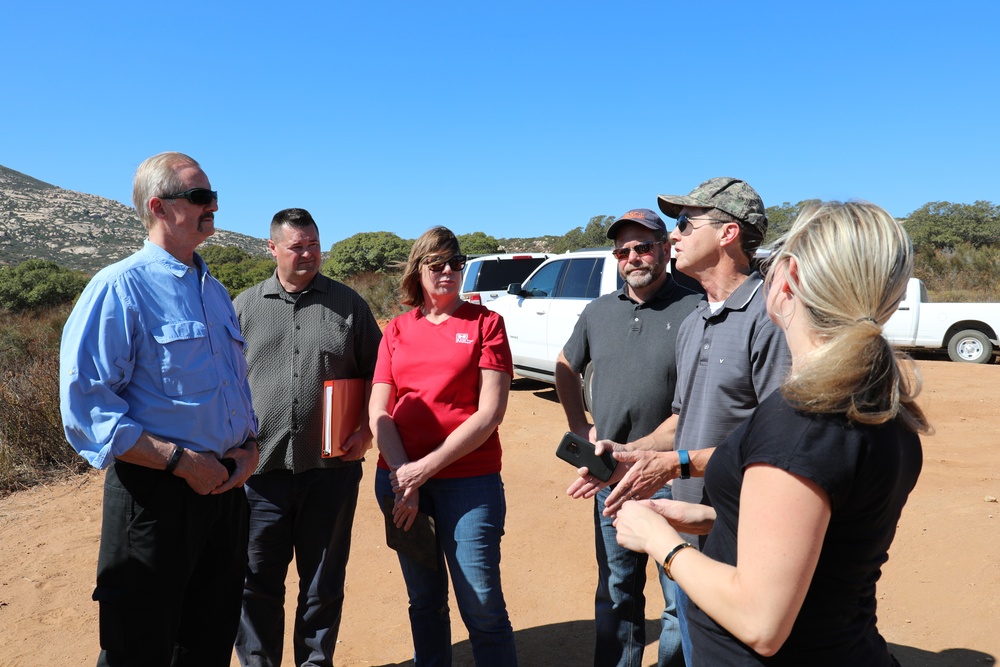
[3,1,998,248]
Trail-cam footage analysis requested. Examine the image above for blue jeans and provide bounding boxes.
[595,484,683,667]
[676,585,693,665]
[375,468,517,667]
[235,465,363,667]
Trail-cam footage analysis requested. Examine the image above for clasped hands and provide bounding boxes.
[387,460,430,531]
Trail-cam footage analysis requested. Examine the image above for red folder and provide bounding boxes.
[322,378,366,458]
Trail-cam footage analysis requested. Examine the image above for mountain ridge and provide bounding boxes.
[0,164,268,274]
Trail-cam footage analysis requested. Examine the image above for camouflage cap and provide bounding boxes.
[657,177,768,238]
[606,208,667,239]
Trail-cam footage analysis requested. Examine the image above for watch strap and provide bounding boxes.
[164,445,183,475]
[677,449,691,480]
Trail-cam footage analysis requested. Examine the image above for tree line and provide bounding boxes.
[1,200,999,314]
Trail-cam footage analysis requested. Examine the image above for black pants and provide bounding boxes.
[94,460,249,667]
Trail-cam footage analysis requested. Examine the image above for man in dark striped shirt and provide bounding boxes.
[233,208,382,667]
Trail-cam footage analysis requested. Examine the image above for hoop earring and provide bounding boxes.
[771,299,794,326]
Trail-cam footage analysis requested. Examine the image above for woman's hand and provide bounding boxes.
[392,486,420,530]
[613,500,680,558]
[391,460,429,496]
[645,498,717,535]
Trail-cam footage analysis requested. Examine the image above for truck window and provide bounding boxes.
[523,260,565,298]
[560,258,601,298]
[476,257,547,291]
[462,262,482,293]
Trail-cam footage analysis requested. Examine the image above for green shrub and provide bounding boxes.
[0,306,89,494]
[915,244,1000,302]
[0,259,90,312]
[323,232,412,280]
[342,271,408,321]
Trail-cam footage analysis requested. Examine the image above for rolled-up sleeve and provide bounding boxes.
[60,279,143,468]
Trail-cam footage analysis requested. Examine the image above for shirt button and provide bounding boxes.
[634,317,639,322]
[703,344,710,349]
[231,409,237,415]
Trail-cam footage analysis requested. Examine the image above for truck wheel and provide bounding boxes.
[583,362,595,413]
[947,329,994,364]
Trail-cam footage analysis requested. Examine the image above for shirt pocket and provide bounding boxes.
[152,321,218,397]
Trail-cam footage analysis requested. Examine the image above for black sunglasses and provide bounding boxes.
[675,213,729,234]
[424,254,467,272]
[159,188,218,205]
[611,240,665,260]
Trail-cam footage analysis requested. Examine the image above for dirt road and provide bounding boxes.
[1,360,997,666]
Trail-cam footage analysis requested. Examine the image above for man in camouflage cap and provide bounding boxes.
[570,177,791,663]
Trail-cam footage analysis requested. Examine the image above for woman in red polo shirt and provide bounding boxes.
[370,226,517,666]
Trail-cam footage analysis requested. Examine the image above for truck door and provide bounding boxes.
[883,279,921,345]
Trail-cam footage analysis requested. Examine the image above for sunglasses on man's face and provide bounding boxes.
[675,213,730,234]
[611,240,664,260]
[424,254,467,273]
[159,188,218,206]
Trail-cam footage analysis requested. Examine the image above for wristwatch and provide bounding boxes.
[164,444,183,475]
[677,449,691,480]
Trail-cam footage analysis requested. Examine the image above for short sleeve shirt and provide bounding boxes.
[670,272,791,508]
[687,391,923,666]
[562,277,701,442]
[233,272,382,473]
[373,302,513,478]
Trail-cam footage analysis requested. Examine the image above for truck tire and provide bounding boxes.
[583,362,595,413]
[947,329,994,364]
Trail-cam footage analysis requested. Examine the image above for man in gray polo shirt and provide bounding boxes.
[585,178,790,664]
[233,208,382,667]
[557,208,701,667]
[599,178,790,519]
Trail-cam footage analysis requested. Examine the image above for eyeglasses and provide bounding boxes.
[158,188,218,205]
[423,254,467,272]
[611,240,664,260]
[675,213,729,234]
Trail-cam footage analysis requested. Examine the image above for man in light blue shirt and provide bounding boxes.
[60,151,259,667]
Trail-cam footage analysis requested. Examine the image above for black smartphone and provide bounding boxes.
[221,457,237,476]
[555,431,617,482]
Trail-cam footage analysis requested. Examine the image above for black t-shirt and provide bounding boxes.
[687,391,922,666]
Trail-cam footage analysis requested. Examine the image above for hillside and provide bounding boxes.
[0,164,267,274]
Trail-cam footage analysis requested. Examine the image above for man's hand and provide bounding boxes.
[340,430,373,461]
[565,439,626,499]
[602,450,679,516]
[176,450,230,495]
[212,439,260,494]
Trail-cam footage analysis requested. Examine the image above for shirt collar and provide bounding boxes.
[141,240,204,278]
[616,274,678,305]
[261,271,330,298]
[698,271,764,318]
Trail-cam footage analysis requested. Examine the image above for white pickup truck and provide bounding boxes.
[883,277,1000,364]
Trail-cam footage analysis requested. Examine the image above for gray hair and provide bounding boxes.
[132,152,199,230]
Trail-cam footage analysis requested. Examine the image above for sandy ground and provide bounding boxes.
[1,359,998,667]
